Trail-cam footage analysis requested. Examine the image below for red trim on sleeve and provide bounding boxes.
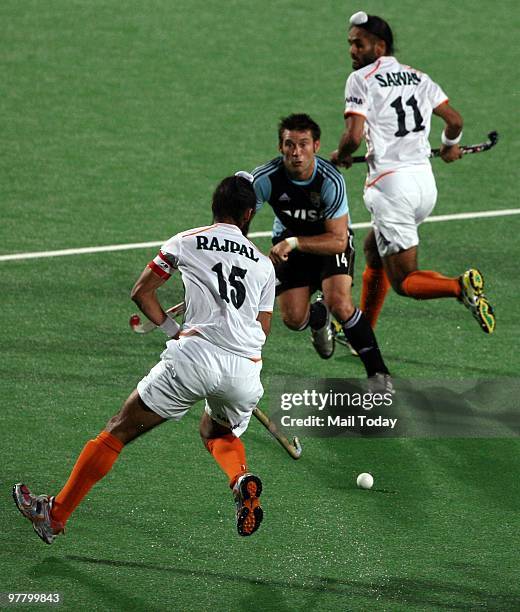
[434,98,449,110]
[147,260,171,279]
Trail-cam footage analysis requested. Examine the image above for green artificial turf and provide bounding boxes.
[1,1,518,610]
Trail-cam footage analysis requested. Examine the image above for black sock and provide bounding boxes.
[309,301,328,330]
[339,308,389,377]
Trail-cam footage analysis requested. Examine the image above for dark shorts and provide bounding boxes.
[274,232,355,296]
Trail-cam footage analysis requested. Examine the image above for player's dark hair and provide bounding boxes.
[212,175,256,225]
[355,15,394,55]
[278,113,321,144]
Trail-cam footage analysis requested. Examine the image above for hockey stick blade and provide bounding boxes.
[129,302,186,334]
[253,407,302,460]
[346,131,499,165]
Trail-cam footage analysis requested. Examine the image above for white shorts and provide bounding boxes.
[136,335,263,437]
[363,166,437,257]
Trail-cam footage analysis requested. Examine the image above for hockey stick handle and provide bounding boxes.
[129,302,186,334]
[253,407,302,460]
[348,131,499,164]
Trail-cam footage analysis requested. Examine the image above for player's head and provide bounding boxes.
[348,11,394,70]
[278,113,321,181]
[212,172,256,235]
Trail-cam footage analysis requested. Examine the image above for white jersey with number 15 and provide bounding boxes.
[344,55,448,175]
[149,222,275,360]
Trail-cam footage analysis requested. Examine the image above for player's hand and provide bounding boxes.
[269,241,293,265]
[330,149,353,169]
[440,144,462,163]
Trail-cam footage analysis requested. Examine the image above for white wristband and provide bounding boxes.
[441,129,462,146]
[159,315,180,337]
[286,236,299,250]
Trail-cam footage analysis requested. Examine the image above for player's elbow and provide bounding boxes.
[332,235,348,254]
[130,283,148,306]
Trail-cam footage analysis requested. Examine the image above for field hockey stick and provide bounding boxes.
[348,131,499,164]
[129,302,186,334]
[253,407,302,460]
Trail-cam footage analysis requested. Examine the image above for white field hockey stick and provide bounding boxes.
[129,302,303,459]
[129,302,186,334]
[348,131,499,164]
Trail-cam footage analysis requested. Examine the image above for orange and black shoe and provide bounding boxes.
[232,473,263,537]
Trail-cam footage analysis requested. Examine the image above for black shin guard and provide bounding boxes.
[339,308,389,376]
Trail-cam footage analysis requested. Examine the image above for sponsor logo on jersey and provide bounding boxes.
[281,208,322,221]
[279,193,291,202]
[196,235,259,262]
[346,95,363,105]
[375,72,421,87]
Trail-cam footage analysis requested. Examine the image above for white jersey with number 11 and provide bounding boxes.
[344,55,448,174]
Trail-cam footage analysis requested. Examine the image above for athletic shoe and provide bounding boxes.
[310,300,335,359]
[12,483,64,545]
[459,269,496,334]
[367,373,394,396]
[232,473,263,537]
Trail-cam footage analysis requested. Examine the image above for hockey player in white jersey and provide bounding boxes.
[332,11,495,336]
[13,172,275,544]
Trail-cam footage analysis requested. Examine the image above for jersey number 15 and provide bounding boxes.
[212,263,247,309]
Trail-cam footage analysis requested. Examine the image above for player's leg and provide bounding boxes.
[13,390,166,543]
[368,168,459,299]
[385,245,462,298]
[273,248,335,356]
[359,229,391,328]
[276,286,312,330]
[200,412,247,487]
[51,391,165,526]
[369,169,495,332]
[200,352,264,536]
[14,343,203,543]
[322,273,390,380]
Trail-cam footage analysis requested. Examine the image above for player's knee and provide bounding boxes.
[392,275,409,296]
[104,411,131,445]
[281,310,309,330]
[327,293,355,321]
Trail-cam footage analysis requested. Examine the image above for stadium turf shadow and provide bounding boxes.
[34,556,153,610]
[61,555,519,609]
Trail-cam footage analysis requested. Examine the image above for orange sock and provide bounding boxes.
[205,434,247,488]
[360,266,391,328]
[51,430,124,525]
[401,270,461,300]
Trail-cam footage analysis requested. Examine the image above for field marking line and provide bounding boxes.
[1,208,519,262]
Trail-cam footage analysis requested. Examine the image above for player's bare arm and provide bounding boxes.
[332,114,365,168]
[269,215,349,264]
[433,101,464,163]
[130,265,173,330]
[257,311,272,336]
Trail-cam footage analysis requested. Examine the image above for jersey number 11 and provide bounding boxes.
[390,95,425,137]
